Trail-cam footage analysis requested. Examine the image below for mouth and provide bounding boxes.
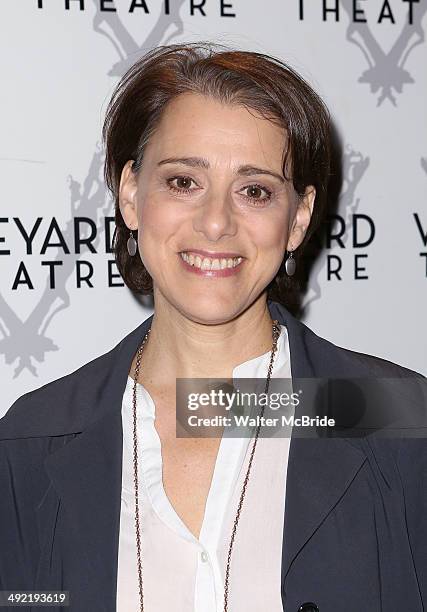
[179,250,244,271]
[178,249,246,277]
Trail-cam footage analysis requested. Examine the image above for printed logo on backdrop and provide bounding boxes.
[299,0,426,105]
[301,151,427,318]
[301,145,370,314]
[0,145,113,378]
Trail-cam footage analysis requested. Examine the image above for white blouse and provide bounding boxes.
[116,324,294,611]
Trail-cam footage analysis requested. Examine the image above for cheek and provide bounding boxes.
[138,193,182,240]
[249,212,288,253]
[137,195,184,276]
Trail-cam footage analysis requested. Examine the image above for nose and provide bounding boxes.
[192,190,238,242]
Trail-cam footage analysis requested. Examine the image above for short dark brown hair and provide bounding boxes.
[102,41,331,312]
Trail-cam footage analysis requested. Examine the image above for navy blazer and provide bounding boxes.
[1,299,426,612]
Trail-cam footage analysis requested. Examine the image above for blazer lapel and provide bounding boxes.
[38,300,367,608]
[267,301,367,585]
[280,434,367,583]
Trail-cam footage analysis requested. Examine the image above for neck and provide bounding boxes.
[132,292,275,389]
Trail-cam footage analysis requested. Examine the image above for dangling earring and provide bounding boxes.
[285,249,296,276]
[127,229,138,256]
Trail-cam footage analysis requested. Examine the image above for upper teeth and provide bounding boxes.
[180,252,243,270]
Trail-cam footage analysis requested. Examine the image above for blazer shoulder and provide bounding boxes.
[338,344,425,379]
[2,345,114,423]
[302,319,425,379]
[0,318,150,440]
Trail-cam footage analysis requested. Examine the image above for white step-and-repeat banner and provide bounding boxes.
[1,1,426,413]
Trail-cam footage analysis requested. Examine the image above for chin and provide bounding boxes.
[177,294,244,325]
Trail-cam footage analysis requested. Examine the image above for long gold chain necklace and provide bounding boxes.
[131,318,281,611]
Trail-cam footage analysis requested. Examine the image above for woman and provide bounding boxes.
[0,42,426,612]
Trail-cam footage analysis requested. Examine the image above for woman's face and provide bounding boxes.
[119,92,315,323]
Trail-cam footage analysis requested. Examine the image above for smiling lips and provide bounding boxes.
[180,250,243,270]
[179,250,244,276]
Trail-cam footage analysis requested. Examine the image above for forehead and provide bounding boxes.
[144,92,288,168]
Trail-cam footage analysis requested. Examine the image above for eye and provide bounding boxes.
[166,175,198,195]
[240,183,273,205]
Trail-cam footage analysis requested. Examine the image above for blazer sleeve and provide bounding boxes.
[0,437,46,591]
[396,437,427,607]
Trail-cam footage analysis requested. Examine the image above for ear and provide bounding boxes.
[286,185,316,251]
[119,160,139,230]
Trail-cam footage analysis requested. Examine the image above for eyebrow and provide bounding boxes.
[157,156,285,184]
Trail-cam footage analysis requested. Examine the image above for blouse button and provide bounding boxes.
[200,551,208,562]
[298,603,319,612]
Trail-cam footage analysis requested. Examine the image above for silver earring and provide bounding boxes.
[127,230,138,256]
[285,250,296,276]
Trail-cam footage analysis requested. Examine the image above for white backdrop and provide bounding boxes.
[1,0,426,414]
